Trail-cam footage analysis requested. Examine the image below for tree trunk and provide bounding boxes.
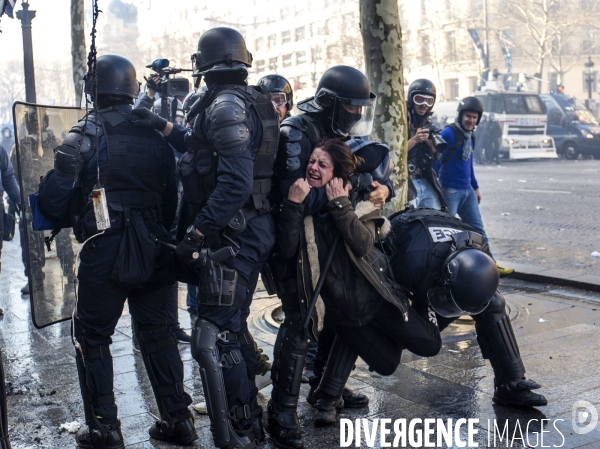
[70,0,86,105]
[359,0,408,208]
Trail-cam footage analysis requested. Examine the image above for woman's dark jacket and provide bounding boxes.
[276,195,410,341]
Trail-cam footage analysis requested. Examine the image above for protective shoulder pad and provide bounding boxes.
[206,93,251,156]
[72,115,104,139]
[281,115,308,133]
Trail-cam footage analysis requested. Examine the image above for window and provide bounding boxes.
[298,76,309,90]
[268,34,276,48]
[282,54,292,68]
[421,35,431,65]
[255,37,264,51]
[582,28,596,53]
[469,76,478,93]
[446,31,457,61]
[327,45,340,60]
[282,30,291,44]
[256,60,265,73]
[549,72,558,92]
[295,26,305,41]
[296,51,307,64]
[445,78,459,100]
[311,48,321,62]
[269,57,278,71]
[503,94,545,114]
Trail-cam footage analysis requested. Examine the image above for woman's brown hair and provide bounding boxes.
[315,138,363,183]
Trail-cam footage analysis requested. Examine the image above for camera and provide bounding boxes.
[146,59,192,99]
[428,125,448,152]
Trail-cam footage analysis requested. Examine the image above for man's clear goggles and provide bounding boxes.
[270,92,287,109]
[413,94,435,107]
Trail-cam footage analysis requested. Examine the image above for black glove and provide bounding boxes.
[144,75,160,92]
[175,228,205,265]
[131,107,168,132]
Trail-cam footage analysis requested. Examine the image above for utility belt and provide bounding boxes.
[81,191,163,237]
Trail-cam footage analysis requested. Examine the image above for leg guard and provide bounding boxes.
[72,317,124,449]
[268,320,308,449]
[314,336,359,405]
[474,292,525,382]
[191,319,256,449]
[133,320,197,445]
[474,293,547,408]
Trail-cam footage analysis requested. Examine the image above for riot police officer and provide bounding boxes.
[387,207,547,408]
[131,28,279,449]
[37,55,197,448]
[267,65,393,448]
[257,74,293,123]
[406,79,446,210]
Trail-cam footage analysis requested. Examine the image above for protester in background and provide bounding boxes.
[435,96,514,276]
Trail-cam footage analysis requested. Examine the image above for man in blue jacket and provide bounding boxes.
[435,96,513,276]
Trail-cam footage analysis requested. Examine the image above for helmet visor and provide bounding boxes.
[413,94,435,107]
[270,92,288,109]
[331,95,376,137]
[427,285,489,318]
[427,287,469,318]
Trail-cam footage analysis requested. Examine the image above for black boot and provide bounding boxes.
[173,327,192,343]
[342,386,369,408]
[76,420,125,449]
[148,409,198,445]
[267,401,304,449]
[493,378,547,408]
[314,395,344,427]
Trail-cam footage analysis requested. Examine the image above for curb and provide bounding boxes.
[497,260,600,293]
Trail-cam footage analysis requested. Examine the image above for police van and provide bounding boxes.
[473,90,557,160]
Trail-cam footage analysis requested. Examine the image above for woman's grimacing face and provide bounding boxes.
[306,148,334,188]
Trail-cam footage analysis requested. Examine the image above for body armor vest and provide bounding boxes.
[178,84,279,219]
[96,109,167,218]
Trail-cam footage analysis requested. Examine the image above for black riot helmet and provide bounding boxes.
[456,96,484,125]
[406,79,437,109]
[297,65,376,137]
[192,27,252,75]
[84,54,139,100]
[427,249,499,318]
[257,74,293,111]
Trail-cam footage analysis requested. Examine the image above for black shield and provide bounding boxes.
[12,102,85,328]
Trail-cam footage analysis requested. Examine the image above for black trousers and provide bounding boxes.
[76,232,191,422]
[321,301,441,376]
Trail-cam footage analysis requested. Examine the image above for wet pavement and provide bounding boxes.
[2,230,600,448]
[476,158,600,276]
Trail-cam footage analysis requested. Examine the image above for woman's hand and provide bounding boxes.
[367,181,388,208]
[287,178,311,204]
[326,177,351,201]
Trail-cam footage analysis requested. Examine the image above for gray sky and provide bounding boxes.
[2,1,72,62]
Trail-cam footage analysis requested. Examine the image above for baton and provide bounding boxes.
[156,239,200,260]
[303,234,341,330]
[156,240,177,251]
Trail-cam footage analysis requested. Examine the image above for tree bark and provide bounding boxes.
[70,0,86,105]
[359,0,408,208]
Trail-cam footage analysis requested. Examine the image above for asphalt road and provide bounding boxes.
[473,158,600,276]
